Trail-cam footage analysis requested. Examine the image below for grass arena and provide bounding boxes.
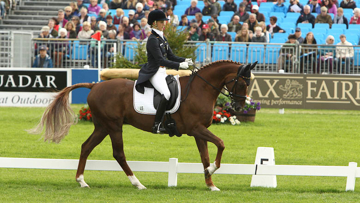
[1,105,360,202]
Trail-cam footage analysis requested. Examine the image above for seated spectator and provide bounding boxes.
[77,0,88,10]
[78,21,94,39]
[185,0,201,16]
[242,22,249,30]
[333,7,349,29]
[70,2,80,17]
[216,24,232,41]
[179,15,190,26]
[336,34,354,74]
[97,9,107,23]
[65,21,77,38]
[277,34,299,72]
[139,0,150,11]
[296,5,315,27]
[235,28,251,42]
[208,18,220,38]
[145,10,150,19]
[102,3,112,17]
[252,26,266,42]
[308,0,321,14]
[271,0,287,15]
[147,0,155,8]
[79,7,91,24]
[99,21,109,39]
[301,32,317,73]
[199,24,215,41]
[88,0,101,15]
[142,27,152,44]
[122,17,133,33]
[244,14,259,33]
[90,16,99,31]
[71,16,82,34]
[110,0,124,9]
[33,46,53,68]
[211,14,220,25]
[349,8,360,24]
[64,6,73,21]
[252,5,265,23]
[38,26,52,39]
[315,7,333,28]
[187,23,200,41]
[167,8,179,26]
[116,24,130,40]
[195,12,205,29]
[228,15,242,33]
[135,3,145,20]
[130,23,147,40]
[57,10,68,28]
[128,10,137,26]
[267,16,285,34]
[340,0,357,9]
[53,28,69,67]
[140,18,150,30]
[223,0,237,12]
[202,0,216,16]
[258,22,270,42]
[158,0,171,13]
[288,0,304,14]
[257,0,267,7]
[187,19,202,36]
[294,27,304,43]
[210,0,221,15]
[123,0,137,10]
[106,15,117,31]
[48,19,58,37]
[113,8,124,25]
[233,3,249,22]
[318,35,336,73]
[322,0,337,16]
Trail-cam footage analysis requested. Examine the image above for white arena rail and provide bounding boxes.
[0,157,359,191]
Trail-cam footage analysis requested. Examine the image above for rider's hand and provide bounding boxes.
[179,62,189,69]
[185,58,194,66]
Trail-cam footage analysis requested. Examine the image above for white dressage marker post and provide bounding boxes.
[251,147,277,188]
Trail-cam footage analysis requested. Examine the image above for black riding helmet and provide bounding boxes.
[148,10,168,26]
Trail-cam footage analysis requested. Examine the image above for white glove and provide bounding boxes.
[179,62,189,69]
[185,58,194,66]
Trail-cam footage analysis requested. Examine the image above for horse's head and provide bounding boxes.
[225,62,256,111]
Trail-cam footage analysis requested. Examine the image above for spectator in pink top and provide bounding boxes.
[88,0,101,15]
[322,0,337,16]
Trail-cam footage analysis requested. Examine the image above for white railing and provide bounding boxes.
[0,157,358,191]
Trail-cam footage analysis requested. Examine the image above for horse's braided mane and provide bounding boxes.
[191,60,242,75]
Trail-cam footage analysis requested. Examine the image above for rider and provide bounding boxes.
[136,10,193,134]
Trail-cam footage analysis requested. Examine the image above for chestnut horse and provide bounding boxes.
[30,60,256,191]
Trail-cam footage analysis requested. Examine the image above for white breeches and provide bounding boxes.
[149,67,170,100]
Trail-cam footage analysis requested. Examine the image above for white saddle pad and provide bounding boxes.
[133,75,181,115]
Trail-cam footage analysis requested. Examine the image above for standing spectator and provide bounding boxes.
[185,0,201,16]
[57,10,68,28]
[0,1,5,19]
[333,7,349,29]
[252,5,265,23]
[267,16,285,34]
[90,16,99,31]
[244,14,259,33]
[308,0,321,14]
[252,27,266,42]
[88,0,101,15]
[123,0,137,10]
[187,23,199,41]
[195,12,205,29]
[110,0,124,9]
[64,6,74,21]
[77,0,88,10]
[78,21,94,39]
[97,9,107,23]
[340,0,357,9]
[65,21,77,38]
[243,0,253,12]
[294,27,304,43]
[70,2,80,17]
[79,7,91,24]
[322,0,337,16]
[106,15,117,31]
[53,28,69,67]
[223,0,237,12]
[318,35,336,73]
[296,5,315,27]
[122,16,133,33]
[128,10,137,26]
[233,3,249,22]
[202,0,216,16]
[179,14,190,26]
[140,18,150,30]
[228,15,242,33]
[315,7,333,28]
[72,16,83,34]
[1,0,15,18]
[167,8,179,26]
[271,0,287,14]
[210,0,221,15]
[277,34,299,72]
[199,24,215,41]
[33,46,53,68]
[216,24,232,41]
[235,28,251,42]
[135,3,145,20]
[301,32,317,73]
[288,0,304,14]
[116,24,131,40]
[130,23,147,40]
[113,8,124,25]
[349,8,360,24]
[208,18,220,38]
[336,34,353,74]
[48,19,59,37]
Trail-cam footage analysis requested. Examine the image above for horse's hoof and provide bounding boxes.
[136,184,147,190]
[81,185,90,188]
[209,186,220,191]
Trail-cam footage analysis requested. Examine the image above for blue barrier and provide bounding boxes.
[71,69,99,104]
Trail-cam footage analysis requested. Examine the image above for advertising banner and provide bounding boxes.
[0,68,71,107]
[249,74,360,110]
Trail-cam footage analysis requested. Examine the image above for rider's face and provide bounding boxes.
[156,20,165,30]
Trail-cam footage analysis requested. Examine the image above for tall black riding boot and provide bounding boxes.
[152,95,168,134]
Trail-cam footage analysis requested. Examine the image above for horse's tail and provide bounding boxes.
[28,83,96,143]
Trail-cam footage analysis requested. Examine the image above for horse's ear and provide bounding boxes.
[238,64,251,76]
[250,61,258,70]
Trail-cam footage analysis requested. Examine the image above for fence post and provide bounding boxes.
[346,162,357,191]
[168,158,178,187]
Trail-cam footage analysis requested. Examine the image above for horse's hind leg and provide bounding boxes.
[76,126,108,187]
[109,127,146,190]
